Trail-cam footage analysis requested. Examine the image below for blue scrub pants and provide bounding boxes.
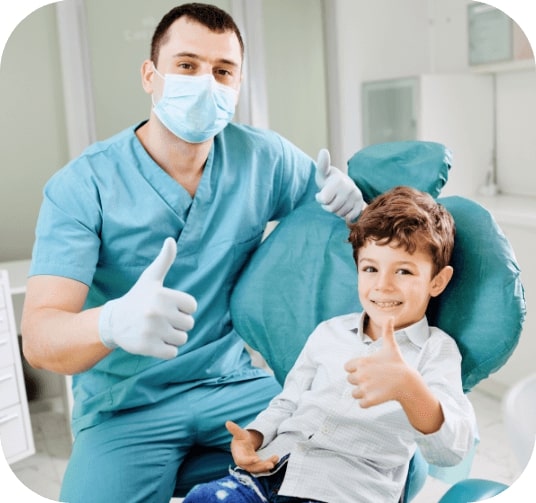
[60,375,281,503]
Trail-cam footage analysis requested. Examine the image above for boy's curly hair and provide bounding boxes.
[348,186,455,277]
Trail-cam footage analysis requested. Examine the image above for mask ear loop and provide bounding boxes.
[152,62,165,80]
[151,63,164,108]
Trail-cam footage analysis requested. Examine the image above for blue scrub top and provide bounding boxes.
[30,121,318,435]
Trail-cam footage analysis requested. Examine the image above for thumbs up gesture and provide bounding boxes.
[315,148,365,222]
[98,237,197,359]
[344,317,410,408]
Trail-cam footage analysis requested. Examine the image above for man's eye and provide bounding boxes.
[396,269,412,275]
[361,266,376,273]
[214,69,235,83]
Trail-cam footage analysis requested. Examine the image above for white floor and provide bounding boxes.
[9,387,522,502]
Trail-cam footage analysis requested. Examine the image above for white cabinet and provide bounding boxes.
[0,270,34,464]
[362,73,494,198]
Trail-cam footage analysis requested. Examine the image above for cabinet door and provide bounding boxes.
[0,309,16,369]
[0,271,34,465]
[0,404,31,462]
[362,77,418,146]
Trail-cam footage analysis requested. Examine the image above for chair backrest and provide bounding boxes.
[230,141,525,392]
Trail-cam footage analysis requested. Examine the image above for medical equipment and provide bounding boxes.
[173,141,525,502]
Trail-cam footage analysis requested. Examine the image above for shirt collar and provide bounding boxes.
[354,313,430,347]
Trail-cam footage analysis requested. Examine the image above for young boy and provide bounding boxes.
[183,186,477,503]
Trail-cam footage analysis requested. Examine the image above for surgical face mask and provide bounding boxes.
[152,65,238,143]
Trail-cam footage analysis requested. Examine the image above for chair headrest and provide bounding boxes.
[348,141,451,202]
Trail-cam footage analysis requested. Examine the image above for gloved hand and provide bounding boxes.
[98,237,197,359]
[315,148,365,221]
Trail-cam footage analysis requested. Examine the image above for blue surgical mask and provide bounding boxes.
[152,65,237,143]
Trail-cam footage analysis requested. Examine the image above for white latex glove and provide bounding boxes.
[315,148,365,222]
[99,237,197,359]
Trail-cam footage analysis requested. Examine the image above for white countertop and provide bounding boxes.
[475,194,536,229]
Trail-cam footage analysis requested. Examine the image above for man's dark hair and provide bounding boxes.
[150,3,244,64]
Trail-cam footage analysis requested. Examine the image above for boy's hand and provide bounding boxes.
[344,317,412,407]
[226,421,279,473]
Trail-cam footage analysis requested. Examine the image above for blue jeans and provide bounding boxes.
[183,457,324,503]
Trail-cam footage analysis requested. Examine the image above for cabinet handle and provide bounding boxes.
[0,373,13,383]
[0,413,18,425]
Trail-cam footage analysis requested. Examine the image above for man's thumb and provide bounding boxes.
[316,148,332,181]
[142,237,177,283]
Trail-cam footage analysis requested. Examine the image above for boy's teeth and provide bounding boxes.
[375,301,400,307]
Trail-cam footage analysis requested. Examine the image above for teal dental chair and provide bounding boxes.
[173,141,525,502]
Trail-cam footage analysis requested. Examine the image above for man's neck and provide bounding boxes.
[136,117,212,197]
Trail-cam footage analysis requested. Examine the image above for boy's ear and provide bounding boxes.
[430,265,454,297]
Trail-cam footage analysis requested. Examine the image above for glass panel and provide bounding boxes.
[362,77,418,146]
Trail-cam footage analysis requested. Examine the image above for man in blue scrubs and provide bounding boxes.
[21,4,364,502]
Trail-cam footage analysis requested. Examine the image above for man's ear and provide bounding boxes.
[140,59,156,95]
[430,265,454,298]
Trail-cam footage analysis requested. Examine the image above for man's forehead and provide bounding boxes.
[160,17,242,62]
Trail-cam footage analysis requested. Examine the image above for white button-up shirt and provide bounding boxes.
[247,313,477,502]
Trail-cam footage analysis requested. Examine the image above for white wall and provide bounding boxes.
[419,74,494,197]
[0,4,68,261]
[496,70,536,196]
[324,0,431,168]
[262,0,328,158]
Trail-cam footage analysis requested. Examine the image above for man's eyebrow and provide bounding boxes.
[172,51,199,59]
[172,52,240,68]
[218,58,240,68]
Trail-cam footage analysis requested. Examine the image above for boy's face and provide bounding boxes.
[357,240,451,340]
